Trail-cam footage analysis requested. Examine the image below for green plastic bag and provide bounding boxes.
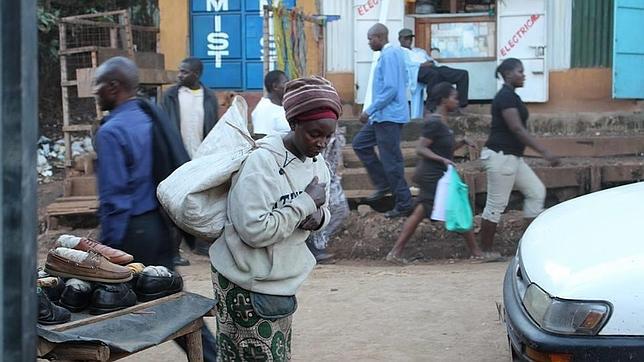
[445,166,473,232]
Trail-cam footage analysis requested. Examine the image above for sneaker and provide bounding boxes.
[365,189,392,203]
[384,207,412,219]
[481,251,506,263]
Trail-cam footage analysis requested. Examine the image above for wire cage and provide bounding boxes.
[58,10,163,167]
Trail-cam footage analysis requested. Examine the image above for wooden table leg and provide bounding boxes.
[185,324,204,362]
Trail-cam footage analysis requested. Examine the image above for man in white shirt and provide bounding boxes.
[399,28,469,115]
[251,70,289,138]
[161,57,220,265]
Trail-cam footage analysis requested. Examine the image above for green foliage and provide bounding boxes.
[36,0,159,126]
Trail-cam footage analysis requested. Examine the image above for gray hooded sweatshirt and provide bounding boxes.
[209,134,331,296]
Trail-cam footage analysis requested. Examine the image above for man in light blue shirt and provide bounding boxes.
[352,23,413,218]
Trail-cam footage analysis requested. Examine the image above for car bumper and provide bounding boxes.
[503,258,644,361]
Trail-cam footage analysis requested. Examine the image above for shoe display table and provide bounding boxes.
[37,292,216,361]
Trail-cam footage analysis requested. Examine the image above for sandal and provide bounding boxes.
[386,252,410,265]
[481,251,506,263]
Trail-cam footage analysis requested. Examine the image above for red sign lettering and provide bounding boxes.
[357,0,380,16]
[498,14,541,57]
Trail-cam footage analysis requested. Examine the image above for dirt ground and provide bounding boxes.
[38,179,512,361]
[119,256,510,362]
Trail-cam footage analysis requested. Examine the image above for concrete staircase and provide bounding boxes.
[337,113,644,211]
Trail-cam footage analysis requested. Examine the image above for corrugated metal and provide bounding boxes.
[571,0,613,68]
[321,0,354,72]
[547,0,572,70]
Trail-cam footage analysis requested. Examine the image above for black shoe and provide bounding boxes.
[59,279,93,313]
[38,287,71,325]
[173,255,190,266]
[315,252,335,264]
[365,189,391,203]
[88,283,137,315]
[384,207,413,219]
[41,277,65,303]
[135,270,184,302]
[192,240,211,257]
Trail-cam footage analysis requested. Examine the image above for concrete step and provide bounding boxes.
[340,135,644,169]
[340,157,644,211]
[338,112,644,144]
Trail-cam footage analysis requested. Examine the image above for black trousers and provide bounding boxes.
[120,209,217,362]
[418,65,469,108]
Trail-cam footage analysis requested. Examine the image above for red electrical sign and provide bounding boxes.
[357,0,380,16]
[499,14,541,57]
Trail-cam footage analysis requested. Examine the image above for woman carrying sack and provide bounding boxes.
[209,76,341,360]
[386,82,483,265]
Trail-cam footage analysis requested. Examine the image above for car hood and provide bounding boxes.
[519,182,644,335]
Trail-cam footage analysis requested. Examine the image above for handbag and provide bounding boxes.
[445,167,474,232]
[250,292,298,320]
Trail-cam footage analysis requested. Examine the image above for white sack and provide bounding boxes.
[430,165,453,222]
[157,96,255,240]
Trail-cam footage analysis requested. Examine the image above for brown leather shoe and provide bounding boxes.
[45,250,133,283]
[74,238,133,265]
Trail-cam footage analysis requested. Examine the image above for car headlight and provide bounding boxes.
[523,283,611,335]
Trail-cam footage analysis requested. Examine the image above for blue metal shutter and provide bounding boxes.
[190,0,295,91]
[613,0,644,98]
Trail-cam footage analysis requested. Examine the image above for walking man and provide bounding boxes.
[352,23,413,218]
[94,56,217,361]
[161,57,220,263]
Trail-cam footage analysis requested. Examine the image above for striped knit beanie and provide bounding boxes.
[282,76,342,122]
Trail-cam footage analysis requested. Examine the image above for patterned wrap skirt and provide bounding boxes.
[211,267,293,362]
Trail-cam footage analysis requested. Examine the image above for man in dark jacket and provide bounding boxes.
[161,57,219,157]
[161,57,219,264]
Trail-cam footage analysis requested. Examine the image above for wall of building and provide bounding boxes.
[530,67,639,113]
[159,0,189,71]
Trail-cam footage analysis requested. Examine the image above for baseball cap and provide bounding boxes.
[398,28,414,37]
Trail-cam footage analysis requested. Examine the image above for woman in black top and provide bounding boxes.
[479,58,560,259]
[387,82,483,264]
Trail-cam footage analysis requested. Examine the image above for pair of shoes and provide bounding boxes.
[59,278,93,313]
[135,266,184,302]
[384,208,412,219]
[173,255,190,266]
[88,283,137,315]
[385,252,410,265]
[57,235,133,265]
[365,189,391,203]
[45,248,133,283]
[38,287,71,325]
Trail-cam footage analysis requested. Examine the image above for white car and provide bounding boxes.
[503,182,644,361]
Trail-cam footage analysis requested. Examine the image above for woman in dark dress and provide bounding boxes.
[386,82,483,264]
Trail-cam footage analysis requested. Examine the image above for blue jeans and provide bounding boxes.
[352,121,412,211]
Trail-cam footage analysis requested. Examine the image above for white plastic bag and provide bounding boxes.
[430,165,453,221]
[156,96,255,239]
